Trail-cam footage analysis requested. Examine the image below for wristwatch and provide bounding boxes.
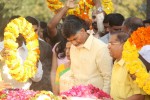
[97,7,103,13]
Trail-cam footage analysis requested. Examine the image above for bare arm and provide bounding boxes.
[50,51,58,92]
[47,0,76,38]
[0,81,12,90]
[126,94,145,100]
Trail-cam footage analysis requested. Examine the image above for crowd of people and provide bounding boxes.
[0,0,150,100]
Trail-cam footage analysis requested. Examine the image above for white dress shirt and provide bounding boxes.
[139,45,150,63]
[0,41,43,89]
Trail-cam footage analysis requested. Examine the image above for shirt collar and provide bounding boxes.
[114,59,125,67]
[87,30,95,35]
[83,34,94,50]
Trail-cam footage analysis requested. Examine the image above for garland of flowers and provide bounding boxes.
[122,26,150,94]
[4,17,40,82]
[102,0,114,14]
[46,0,114,16]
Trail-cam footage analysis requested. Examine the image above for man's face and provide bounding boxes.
[33,25,39,34]
[16,34,24,47]
[103,22,109,34]
[109,26,122,34]
[92,11,98,31]
[108,34,123,59]
[121,22,130,34]
[67,28,86,47]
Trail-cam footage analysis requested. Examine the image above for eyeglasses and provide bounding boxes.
[108,42,121,46]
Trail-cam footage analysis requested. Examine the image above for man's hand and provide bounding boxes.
[0,48,10,61]
[0,81,12,90]
[92,0,101,8]
[65,0,77,9]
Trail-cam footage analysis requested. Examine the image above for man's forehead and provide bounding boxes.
[111,26,122,29]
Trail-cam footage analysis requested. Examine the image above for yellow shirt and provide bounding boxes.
[110,59,147,100]
[70,34,112,93]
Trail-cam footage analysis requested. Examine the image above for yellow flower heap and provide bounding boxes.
[4,17,40,82]
[46,0,114,16]
[122,26,150,94]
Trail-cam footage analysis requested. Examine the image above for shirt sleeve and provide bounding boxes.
[96,46,113,93]
[129,75,146,96]
[31,60,43,82]
[96,13,104,33]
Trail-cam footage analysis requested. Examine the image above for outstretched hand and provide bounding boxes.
[65,0,77,9]
[0,81,12,90]
[92,0,101,8]
[0,48,10,61]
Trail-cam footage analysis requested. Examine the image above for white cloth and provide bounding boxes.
[96,13,104,33]
[0,41,43,89]
[139,45,150,63]
[38,38,44,42]
[100,33,110,44]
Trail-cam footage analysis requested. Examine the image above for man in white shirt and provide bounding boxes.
[0,35,43,89]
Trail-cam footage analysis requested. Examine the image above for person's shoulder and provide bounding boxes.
[93,36,107,47]
[39,40,51,48]
[99,33,109,44]
[100,33,109,40]
[39,40,52,54]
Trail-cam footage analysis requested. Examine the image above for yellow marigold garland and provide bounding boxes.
[122,26,150,94]
[4,17,40,82]
[46,0,114,16]
[102,0,114,14]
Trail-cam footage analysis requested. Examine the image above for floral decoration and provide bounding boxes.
[3,17,40,82]
[0,89,37,100]
[122,26,150,94]
[46,0,114,18]
[60,84,111,99]
[33,90,59,100]
[0,89,59,100]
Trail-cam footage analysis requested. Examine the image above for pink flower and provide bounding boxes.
[60,84,112,99]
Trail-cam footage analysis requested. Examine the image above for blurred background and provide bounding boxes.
[0,0,149,37]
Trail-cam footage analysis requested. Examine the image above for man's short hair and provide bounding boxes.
[109,13,124,27]
[25,16,39,27]
[62,15,89,38]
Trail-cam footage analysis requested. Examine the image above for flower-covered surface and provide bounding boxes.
[4,17,40,82]
[122,26,150,94]
[0,89,59,100]
[60,84,112,99]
